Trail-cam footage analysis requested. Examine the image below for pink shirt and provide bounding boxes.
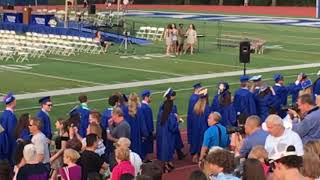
[111,161,135,180]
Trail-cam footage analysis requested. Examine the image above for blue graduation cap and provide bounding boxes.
[301,79,312,89]
[240,75,250,83]
[163,88,174,97]
[193,82,202,89]
[3,92,15,105]
[250,75,262,82]
[141,90,151,98]
[273,74,283,82]
[38,96,51,104]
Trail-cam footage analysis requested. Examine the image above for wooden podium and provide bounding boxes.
[23,7,32,24]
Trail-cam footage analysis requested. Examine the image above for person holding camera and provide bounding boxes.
[264,115,303,157]
[288,93,320,144]
[199,112,230,162]
[239,115,268,158]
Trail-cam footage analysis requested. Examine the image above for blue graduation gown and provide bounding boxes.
[123,106,148,158]
[211,94,237,127]
[233,88,257,116]
[36,110,52,139]
[19,128,31,142]
[187,93,199,144]
[101,107,113,129]
[141,102,154,154]
[273,84,298,118]
[0,130,9,160]
[0,110,17,163]
[255,93,278,122]
[156,109,179,161]
[76,105,90,138]
[289,83,302,104]
[172,104,184,150]
[313,78,320,97]
[189,105,209,154]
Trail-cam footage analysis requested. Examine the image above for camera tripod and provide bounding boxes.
[116,32,135,55]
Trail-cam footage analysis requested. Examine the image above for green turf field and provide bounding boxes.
[1,14,320,130]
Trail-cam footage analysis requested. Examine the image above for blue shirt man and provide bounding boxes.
[200,112,230,161]
[291,94,320,144]
[239,115,269,158]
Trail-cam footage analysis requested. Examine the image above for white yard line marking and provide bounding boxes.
[15,73,316,112]
[2,69,104,86]
[10,63,320,100]
[48,57,185,77]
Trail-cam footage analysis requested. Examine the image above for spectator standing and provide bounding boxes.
[78,134,108,180]
[16,144,49,180]
[114,138,142,176]
[239,115,268,158]
[171,23,178,55]
[36,96,53,140]
[81,123,106,156]
[111,147,135,180]
[28,117,50,171]
[242,158,266,180]
[59,148,82,180]
[0,92,17,163]
[177,23,186,55]
[288,94,320,143]
[199,112,230,162]
[164,24,172,56]
[248,146,269,177]
[184,24,197,55]
[264,115,303,157]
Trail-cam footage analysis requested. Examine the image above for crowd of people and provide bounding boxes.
[164,23,198,56]
[0,71,320,180]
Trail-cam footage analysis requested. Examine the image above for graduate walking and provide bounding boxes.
[0,92,17,163]
[36,96,53,140]
[76,94,90,137]
[140,90,154,162]
[187,83,201,145]
[156,90,179,173]
[189,88,209,163]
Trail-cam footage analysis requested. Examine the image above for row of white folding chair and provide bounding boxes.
[0,30,16,35]
[0,42,29,62]
[136,27,164,41]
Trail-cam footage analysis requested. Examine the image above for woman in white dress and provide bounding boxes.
[184,24,197,55]
[171,23,178,55]
[164,24,173,56]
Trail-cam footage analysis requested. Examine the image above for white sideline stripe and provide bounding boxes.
[15,73,316,112]
[10,63,320,101]
[280,48,320,55]
[2,69,104,86]
[165,57,241,68]
[47,57,185,77]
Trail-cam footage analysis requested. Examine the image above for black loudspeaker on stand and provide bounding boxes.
[89,4,96,14]
[239,41,250,75]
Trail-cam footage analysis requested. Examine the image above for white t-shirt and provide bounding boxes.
[129,150,142,176]
[31,132,50,163]
[265,129,304,157]
[81,138,106,157]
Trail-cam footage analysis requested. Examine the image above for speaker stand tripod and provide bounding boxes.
[243,63,247,76]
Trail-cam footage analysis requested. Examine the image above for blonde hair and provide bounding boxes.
[128,93,140,117]
[29,117,42,129]
[88,123,102,138]
[115,147,130,161]
[64,148,80,163]
[301,152,320,179]
[304,140,320,157]
[193,97,207,115]
[299,87,312,97]
[248,145,268,162]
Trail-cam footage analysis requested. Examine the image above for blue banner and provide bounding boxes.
[30,14,55,26]
[3,12,23,23]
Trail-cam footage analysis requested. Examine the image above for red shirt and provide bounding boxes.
[111,161,135,180]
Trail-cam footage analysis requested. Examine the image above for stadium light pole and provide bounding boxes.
[317,0,320,18]
[64,0,68,28]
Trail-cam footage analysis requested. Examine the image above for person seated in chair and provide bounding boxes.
[95,31,111,53]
